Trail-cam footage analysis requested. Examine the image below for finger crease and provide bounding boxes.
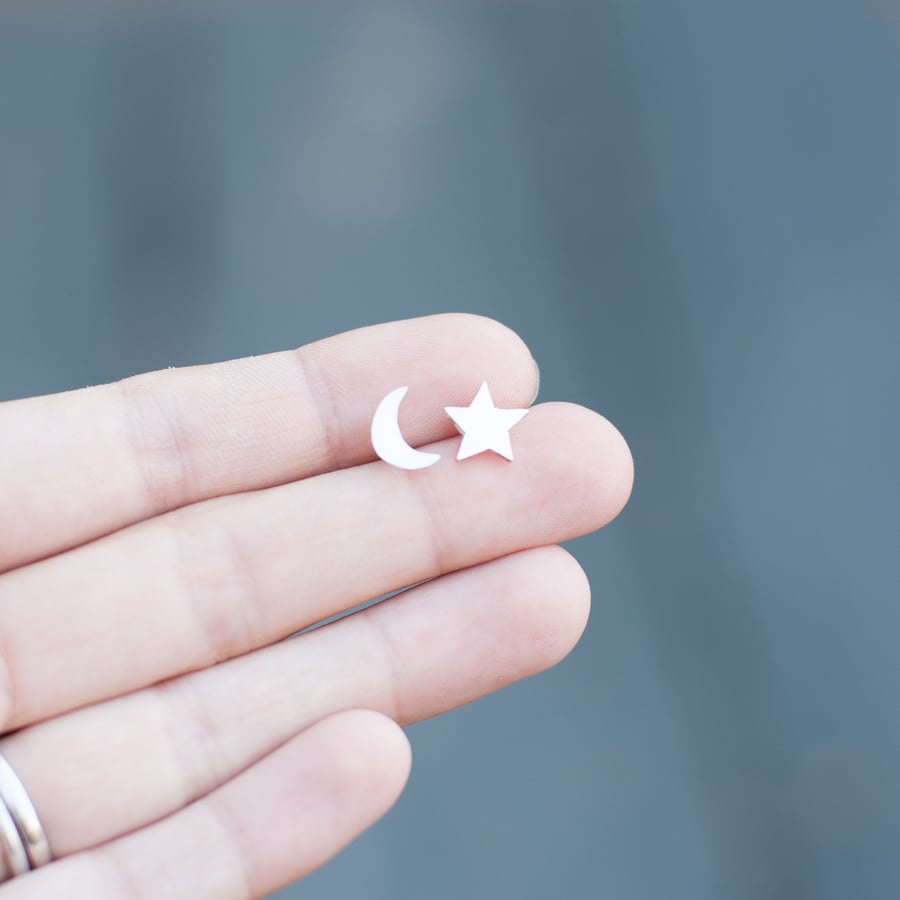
[164,511,261,668]
[154,677,225,808]
[293,349,346,470]
[412,470,453,575]
[204,793,256,900]
[119,378,195,514]
[361,606,406,724]
[95,843,149,900]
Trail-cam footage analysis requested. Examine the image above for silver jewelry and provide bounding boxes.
[0,794,29,879]
[371,386,441,470]
[0,751,51,875]
[371,381,530,470]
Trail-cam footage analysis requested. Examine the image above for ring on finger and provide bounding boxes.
[0,751,51,881]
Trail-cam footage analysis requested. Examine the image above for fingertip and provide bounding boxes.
[524,402,634,535]
[421,313,539,406]
[316,709,412,812]
[539,544,592,663]
[591,410,635,524]
[500,545,592,670]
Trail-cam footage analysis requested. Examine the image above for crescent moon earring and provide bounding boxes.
[371,386,441,470]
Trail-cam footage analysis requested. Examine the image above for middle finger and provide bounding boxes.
[0,402,632,729]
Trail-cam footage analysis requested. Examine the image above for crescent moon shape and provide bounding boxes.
[371,386,441,470]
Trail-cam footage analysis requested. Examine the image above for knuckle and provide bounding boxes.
[118,376,194,513]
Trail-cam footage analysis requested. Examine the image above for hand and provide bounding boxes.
[0,314,632,899]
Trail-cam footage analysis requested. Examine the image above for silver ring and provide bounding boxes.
[0,795,29,879]
[0,752,51,870]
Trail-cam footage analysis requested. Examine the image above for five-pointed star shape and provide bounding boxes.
[444,382,529,461]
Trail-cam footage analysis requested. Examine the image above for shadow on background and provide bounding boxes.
[2,2,899,898]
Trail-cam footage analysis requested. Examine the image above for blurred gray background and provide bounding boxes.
[2,1,900,898]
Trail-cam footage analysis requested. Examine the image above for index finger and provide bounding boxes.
[0,314,537,572]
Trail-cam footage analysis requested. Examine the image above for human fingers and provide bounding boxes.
[1,545,587,858]
[0,710,410,900]
[0,313,537,572]
[0,403,632,729]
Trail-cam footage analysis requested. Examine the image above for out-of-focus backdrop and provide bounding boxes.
[2,2,899,898]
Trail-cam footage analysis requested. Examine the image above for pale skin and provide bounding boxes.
[0,314,633,898]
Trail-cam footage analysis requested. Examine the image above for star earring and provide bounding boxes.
[444,382,529,461]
